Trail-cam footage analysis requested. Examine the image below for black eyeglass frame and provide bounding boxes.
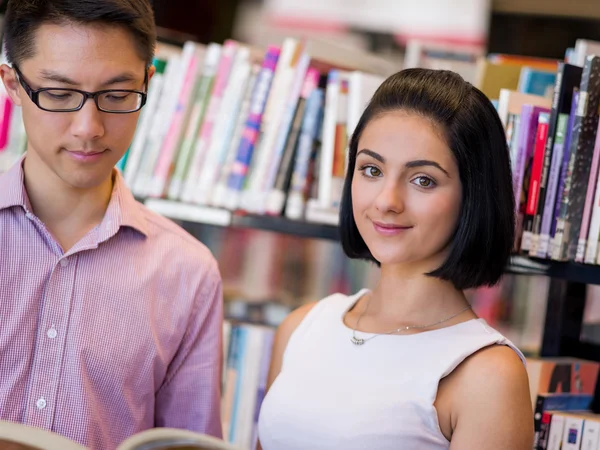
[12,64,148,114]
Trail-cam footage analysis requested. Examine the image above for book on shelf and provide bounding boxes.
[4,32,600,265]
[485,38,600,267]
[526,357,600,449]
[117,36,391,226]
[221,321,275,450]
[537,411,600,450]
[527,357,600,407]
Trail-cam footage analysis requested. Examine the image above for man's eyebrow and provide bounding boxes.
[38,70,140,87]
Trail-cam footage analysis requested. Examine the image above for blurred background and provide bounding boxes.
[139,0,600,355]
[0,0,598,356]
[1,1,600,447]
[0,0,600,355]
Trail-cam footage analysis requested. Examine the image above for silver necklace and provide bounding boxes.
[350,296,472,346]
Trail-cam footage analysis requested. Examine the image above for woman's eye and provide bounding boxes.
[412,176,435,188]
[363,166,382,177]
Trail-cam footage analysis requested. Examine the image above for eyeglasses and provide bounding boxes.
[12,65,148,114]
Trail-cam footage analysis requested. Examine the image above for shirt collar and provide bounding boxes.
[0,154,148,237]
[111,169,149,237]
[0,154,33,212]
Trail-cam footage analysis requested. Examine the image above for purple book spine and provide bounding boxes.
[551,89,580,238]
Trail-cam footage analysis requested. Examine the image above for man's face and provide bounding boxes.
[0,22,153,190]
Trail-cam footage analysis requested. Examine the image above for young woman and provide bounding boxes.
[257,68,533,449]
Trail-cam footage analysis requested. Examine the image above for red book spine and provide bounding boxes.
[527,120,550,216]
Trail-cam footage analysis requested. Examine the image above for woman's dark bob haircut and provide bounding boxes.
[340,68,515,290]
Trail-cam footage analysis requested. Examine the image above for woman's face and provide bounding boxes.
[351,110,462,269]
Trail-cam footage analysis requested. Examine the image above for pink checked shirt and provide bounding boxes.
[0,157,224,449]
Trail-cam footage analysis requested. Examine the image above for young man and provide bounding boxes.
[0,1,223,448]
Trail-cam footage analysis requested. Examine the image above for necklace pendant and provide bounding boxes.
[351,335,365,345]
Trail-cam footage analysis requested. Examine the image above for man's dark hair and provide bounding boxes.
[3,0,156,66]
[340,68,515,290]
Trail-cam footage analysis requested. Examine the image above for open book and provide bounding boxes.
[0,421,239,450]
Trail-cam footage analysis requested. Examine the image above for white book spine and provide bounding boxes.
[233,326,264,449]
[194,49,251,204]
[317,70,341,209]
[124,69,166,187]
[547,414,567,450]
[562,417,585,450]
[260,52,311,203]
[180,41,239,203]
[239,38,300,213]
[580,419,600,450]
[211,66,259,208]
[132,52,182,196]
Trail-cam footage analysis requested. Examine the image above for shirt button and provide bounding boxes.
[36,398,47,410]
[47,327,57,339]
[60,258,69,268]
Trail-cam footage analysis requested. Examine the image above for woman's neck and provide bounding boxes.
[366,263,472,327]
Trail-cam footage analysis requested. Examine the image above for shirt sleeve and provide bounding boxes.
[154,259,224,438]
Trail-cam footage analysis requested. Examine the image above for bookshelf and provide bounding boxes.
[145,199,600,286]
[492,0,600,20]
[145,198,340,240]
[2,21,600,444]
[146,198,600,420]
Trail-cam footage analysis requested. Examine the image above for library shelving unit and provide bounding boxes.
[145,197,600,412]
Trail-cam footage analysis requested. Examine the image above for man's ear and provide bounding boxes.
[147,64,156,84]
[0,64,23,106]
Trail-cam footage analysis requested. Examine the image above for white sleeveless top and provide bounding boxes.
[258,289,525,449]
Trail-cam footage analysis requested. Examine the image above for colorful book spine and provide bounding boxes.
[551,89,580,240]
[518,67,556,97]
[265,68,320,216]
[239,38,302,214]
[331,75,349,209]
[181,40,238,203]
[151,42,202,197]
[521,113,550,253]
[513,106,541,210]
[318,70,343,209]
[194,48,252,204]
[285,88,325,220]
[555,56,600,260]
[224,46,281,208]
[533,64,583,257]
[260,54,314,212]
[538,113,569,257]
[168,43,222,200]
[576,119,600,262]
[211,65,259,208]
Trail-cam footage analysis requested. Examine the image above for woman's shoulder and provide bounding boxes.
[442,343,533,447]
[457,343,529,388]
